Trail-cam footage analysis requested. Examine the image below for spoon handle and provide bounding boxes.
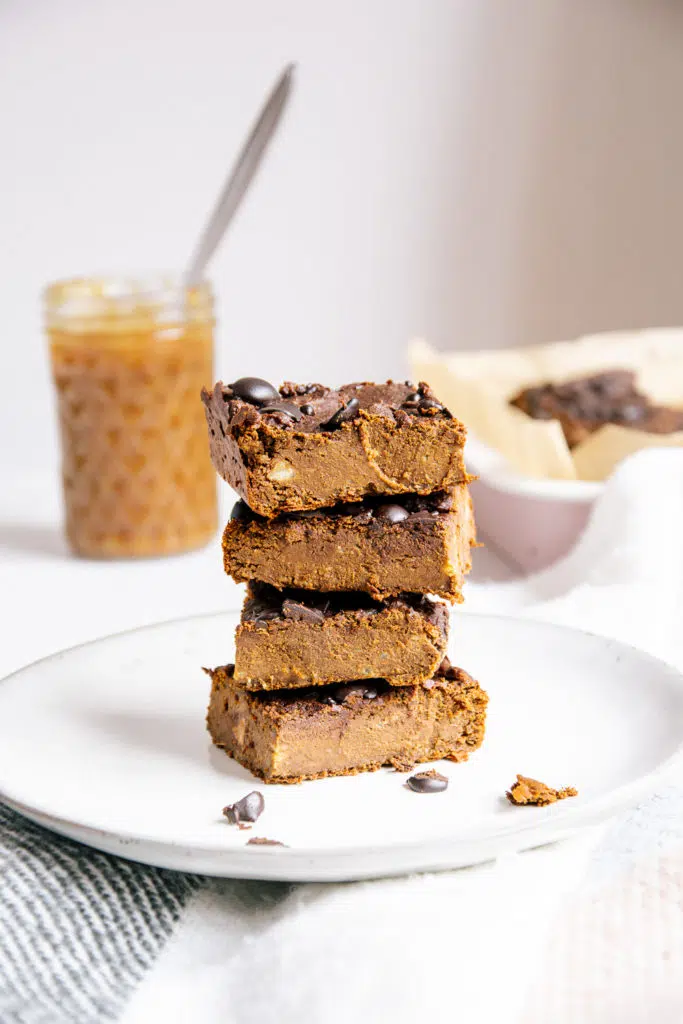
[185,63,296,287]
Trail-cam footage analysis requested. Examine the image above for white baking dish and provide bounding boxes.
[466,436,602,573]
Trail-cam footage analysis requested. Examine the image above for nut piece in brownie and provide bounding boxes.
[234,583,449,689]
[223,485,475,602]
[201,378,468,517]
[510,370,683,448]
[206,659,488,784]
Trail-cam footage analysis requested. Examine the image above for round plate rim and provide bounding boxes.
[2,611,683,879]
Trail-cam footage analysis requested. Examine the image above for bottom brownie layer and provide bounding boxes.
[205,660,488,783]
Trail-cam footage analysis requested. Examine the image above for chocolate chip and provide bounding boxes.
[321,397,360,430]
[222,386,234,400]
[229,377,279,405]
[438,655,453,674]
[406,770,449,793]
[375,503,409,524]
[300,403,314,416]
[250,602,281,625]
[403,392,421,406]
[247,837,288,847]
[404,380,414,387]
[230,500,252,523]
[223,790,265,824]
[260,402,303,421]
[432,493,454,512]
[329,683,379,703]
[282,599,325,625]
[418,398,443,414]
[352,509,373,525]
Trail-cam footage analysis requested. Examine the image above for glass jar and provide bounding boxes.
[45,275,218,558]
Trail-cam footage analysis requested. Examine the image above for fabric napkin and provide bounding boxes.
[2,449,683,1023]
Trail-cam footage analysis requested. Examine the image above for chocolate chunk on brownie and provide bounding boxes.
[206,661,488,784]
[223,485,475,602]
[201,379,468,517]
[510,370,683,448]
[234,584,449,689]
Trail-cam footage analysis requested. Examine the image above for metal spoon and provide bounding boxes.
[184,62,296,287]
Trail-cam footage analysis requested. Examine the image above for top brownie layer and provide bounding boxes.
[208,378,455,433]
[202,378,468,517]
[510,370,683,448]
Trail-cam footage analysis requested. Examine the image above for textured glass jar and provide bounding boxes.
[46,275,218,558]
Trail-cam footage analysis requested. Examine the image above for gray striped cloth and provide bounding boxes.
[0,805,201,1024]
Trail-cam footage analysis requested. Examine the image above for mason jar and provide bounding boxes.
[45,274,218,557]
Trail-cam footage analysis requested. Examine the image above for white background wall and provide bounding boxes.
[2,0,683,478]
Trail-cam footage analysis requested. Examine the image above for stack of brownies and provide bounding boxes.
[201,377,488,784]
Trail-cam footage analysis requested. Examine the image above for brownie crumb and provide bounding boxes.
[506,774,578,806]
[246,837,288,847]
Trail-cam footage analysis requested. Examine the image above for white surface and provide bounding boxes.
[2,612,681,880]
[0,0,481,475]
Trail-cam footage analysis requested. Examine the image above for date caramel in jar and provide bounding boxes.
[46,276,218,558]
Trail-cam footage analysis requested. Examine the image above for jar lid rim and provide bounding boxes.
[44,274,213,320]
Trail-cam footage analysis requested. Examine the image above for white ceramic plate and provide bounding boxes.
[2,613,683,882]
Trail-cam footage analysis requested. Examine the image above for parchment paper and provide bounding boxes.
[410,330,683,481]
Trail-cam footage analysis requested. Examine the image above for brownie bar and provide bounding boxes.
[223,486,475,602]
[206,660,488,783]
[510,370,683,448]
[234,584,449,689]
[202,378,468,517]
